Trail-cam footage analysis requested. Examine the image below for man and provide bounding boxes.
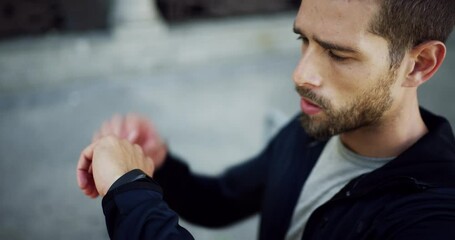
[77,0,455,239]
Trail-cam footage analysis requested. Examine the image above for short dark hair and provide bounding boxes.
[369,0,455,68]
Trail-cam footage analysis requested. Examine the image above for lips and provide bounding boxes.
[300,97,322,115]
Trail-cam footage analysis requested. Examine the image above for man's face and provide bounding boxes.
[293,0,401,139]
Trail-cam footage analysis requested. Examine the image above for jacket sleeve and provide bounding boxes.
[388,217,455,240]
[151,117,299,228]
[102,181,194,240]
[378,189,455,240]
[153,141,275,228]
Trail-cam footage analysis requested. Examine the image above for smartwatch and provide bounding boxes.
[108,169,154,192]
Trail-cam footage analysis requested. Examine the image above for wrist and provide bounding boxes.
[107,169,153,193]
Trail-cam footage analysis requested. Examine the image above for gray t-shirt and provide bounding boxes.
[285,135,394,240]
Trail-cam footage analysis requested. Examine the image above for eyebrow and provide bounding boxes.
[293,25,359,53]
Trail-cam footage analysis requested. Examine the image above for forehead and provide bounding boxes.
[295,0,380,48]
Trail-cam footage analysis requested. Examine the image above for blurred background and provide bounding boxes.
[0,0,453,239]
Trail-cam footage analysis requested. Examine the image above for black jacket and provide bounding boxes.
[102,108,455,239]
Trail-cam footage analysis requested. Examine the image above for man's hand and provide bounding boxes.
[77,136,155,198]
[93,113,167,169]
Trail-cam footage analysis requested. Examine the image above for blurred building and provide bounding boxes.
[156,0,300,21]
[0,0,111,38]
[0,0,299,39]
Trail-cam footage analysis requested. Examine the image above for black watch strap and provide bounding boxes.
[108,169,153,193]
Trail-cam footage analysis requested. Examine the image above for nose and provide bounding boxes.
[293,51,322,88]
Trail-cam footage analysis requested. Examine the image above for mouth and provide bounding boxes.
[300,97,322,115]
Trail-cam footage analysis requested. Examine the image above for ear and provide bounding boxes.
[402,41,446,87]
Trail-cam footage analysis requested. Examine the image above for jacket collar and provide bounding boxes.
[350,108,455,194]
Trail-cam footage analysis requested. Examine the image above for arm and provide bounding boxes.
[88,113,276,227]
[153,143,274,227]
[389,218,455,240]
[375,190,455,240]
[77,136,194,239]
[102,175,194,240]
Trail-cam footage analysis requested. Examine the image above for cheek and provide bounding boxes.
[386,78,404,101]
[322,68,368,109]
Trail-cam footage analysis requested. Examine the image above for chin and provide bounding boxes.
[300,115,336,140]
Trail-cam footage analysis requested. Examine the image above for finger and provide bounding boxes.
[85,178,99,198]
[135,113,156,144]
[76,142,97,190]
[119,115,131,139]
[111,114,123,137]
[126,113,142,143]
[146,157,155,177]
[77,142,101,198]
[127,129,139,143]
[80,170,99,198]
[142,138,157,155]
[144,121,161,146]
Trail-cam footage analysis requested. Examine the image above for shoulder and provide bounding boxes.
[372,187,455,239]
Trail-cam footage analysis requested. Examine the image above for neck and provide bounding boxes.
[340,98,428,158]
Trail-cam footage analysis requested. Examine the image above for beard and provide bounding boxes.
[296,70,397,140]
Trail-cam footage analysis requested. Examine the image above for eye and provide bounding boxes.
[296,36,309,45]
[328,50,348,62]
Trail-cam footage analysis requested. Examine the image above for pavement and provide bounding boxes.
[0,1,454,239]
